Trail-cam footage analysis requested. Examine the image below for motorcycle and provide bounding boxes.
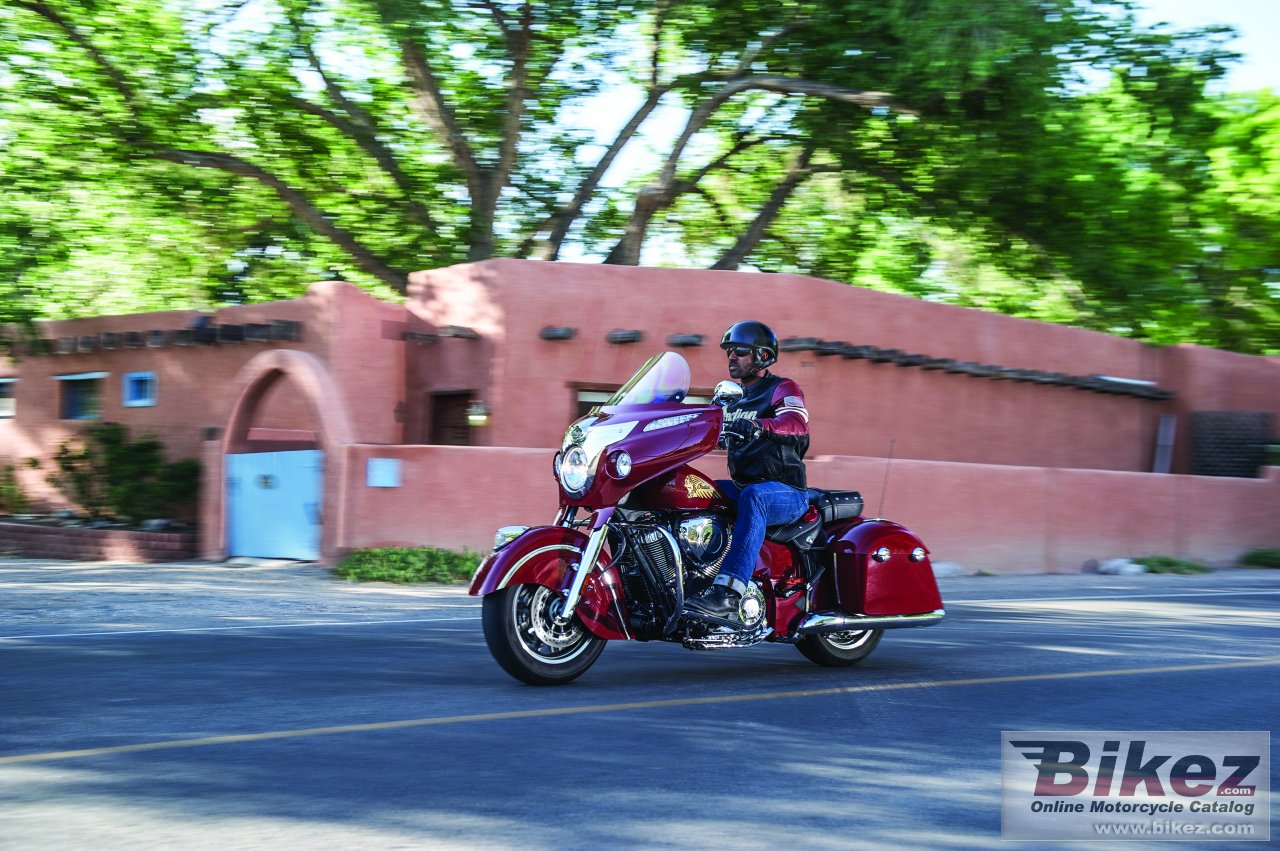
[469,351,944,685]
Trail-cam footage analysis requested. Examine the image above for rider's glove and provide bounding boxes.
[722,418,762,445]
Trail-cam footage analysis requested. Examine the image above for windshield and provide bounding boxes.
[606,352,691,406]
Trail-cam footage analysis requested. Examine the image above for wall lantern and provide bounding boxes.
[606,329,644,344]
[467,401,491,428]
[540,326,577,342]
[666,333,703,347]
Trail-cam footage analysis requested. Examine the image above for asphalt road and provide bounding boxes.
[1,559,1276,850]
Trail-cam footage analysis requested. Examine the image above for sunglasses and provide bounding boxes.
[726,346,753,359]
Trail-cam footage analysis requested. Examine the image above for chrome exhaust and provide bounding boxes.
[795,608,945,635]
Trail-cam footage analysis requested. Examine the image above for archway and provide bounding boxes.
[213,350,355,561]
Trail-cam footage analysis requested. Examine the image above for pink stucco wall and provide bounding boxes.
[4,259,1278,573]
[330,444,1280,574]
[406,260,1278,473]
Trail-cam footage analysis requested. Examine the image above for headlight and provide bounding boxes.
[910,546,927,562]
[558,445,591,493]
[493,526,529,552]
[871,546,892,563]
[609,450,632,479]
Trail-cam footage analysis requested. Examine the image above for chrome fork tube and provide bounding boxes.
[555,507,614,626]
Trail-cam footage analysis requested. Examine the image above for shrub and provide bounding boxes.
[334,547,481,584]
[0,464,29,514]
[1239,549,1280,569]
[46,422,200,524]
[1133,555,1212,574]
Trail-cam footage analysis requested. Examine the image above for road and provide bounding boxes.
[1,559,1276,849]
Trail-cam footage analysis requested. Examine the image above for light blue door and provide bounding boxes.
[226,450,323,560]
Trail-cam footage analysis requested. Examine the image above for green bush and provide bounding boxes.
[0,464,29,514]
[334,547,481,584]
[1133,555,1212,574]
[46,422,200,524]
[1239,549,1280,569]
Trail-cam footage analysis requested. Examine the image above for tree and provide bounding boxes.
[1,0,1274,353]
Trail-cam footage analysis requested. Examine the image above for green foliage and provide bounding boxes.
[0,0,1275,352]
[46,422,200,524]
[1238,549,1280,569]
[333,546,481,584]
[1132,555,1212,574]
[0,464,30,514]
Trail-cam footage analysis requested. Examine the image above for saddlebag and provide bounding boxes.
[809,490,864,523]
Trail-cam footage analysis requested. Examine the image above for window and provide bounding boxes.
[56,372,107,420]
[123,371,158,407]
[0,379,15,419]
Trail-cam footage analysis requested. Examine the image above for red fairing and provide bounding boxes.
[825,519,943,616]
[634,465,730,511]
[560,404,722,509]
[468,526,630,640]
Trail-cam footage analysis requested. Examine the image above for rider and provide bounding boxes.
[683,320,810,628]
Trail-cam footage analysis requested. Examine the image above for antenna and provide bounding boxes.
[877,438,896,517]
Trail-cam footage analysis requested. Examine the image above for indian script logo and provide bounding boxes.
[683,475,717,500]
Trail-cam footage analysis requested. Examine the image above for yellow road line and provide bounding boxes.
[4,656,1278,766]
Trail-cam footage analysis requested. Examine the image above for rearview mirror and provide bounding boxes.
[712,380,743,408]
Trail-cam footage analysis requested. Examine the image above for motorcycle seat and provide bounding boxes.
[806,489,864,523]
[763,490,864,547]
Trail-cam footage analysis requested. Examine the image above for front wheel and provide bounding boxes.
[795,629,883,667]
[482,584,607,685]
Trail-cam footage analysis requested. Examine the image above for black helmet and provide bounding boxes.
[721,320,778,369]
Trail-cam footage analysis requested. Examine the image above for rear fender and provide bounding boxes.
[824,519,943,616]
[468,526,630,640]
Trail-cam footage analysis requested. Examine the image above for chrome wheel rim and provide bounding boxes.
[511,585,594,665]
[825,630,874,650]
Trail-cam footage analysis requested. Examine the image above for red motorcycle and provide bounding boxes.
[469,352,944,685]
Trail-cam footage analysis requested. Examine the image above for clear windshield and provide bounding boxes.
[606,352,691,406]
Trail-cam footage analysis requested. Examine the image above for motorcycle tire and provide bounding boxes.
[482,584,606,685]
[795,628,883,667]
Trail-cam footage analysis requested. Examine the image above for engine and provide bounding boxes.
[674,514,731,582]
[611,512,732,636]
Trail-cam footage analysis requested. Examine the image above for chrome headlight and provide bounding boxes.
[609,450,632,479]
[493,525,529,552]
[558,445,591,493]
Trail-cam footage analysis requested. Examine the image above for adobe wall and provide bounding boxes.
[0,283,403,510]
[407,259,1278,473]
[330,444,1280,573]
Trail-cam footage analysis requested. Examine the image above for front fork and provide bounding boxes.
[553,506,614,627]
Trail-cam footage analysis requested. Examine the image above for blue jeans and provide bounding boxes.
[713,480,809,594]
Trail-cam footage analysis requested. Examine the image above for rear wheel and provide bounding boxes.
[795,629,883,667]
[482,584,606,685]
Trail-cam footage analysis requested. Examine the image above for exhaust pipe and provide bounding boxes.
[796,608,945,635]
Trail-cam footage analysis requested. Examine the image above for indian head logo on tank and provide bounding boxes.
[683,473,717,500]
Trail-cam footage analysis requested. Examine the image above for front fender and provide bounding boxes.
[468,526,630,640]
[825,519,943,616]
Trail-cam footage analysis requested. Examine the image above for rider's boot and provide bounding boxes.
[682,584,744,629]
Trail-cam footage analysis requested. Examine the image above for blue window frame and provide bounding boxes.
[56,372,107,420]
[0,378,15,419]
[123,371,158,407]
